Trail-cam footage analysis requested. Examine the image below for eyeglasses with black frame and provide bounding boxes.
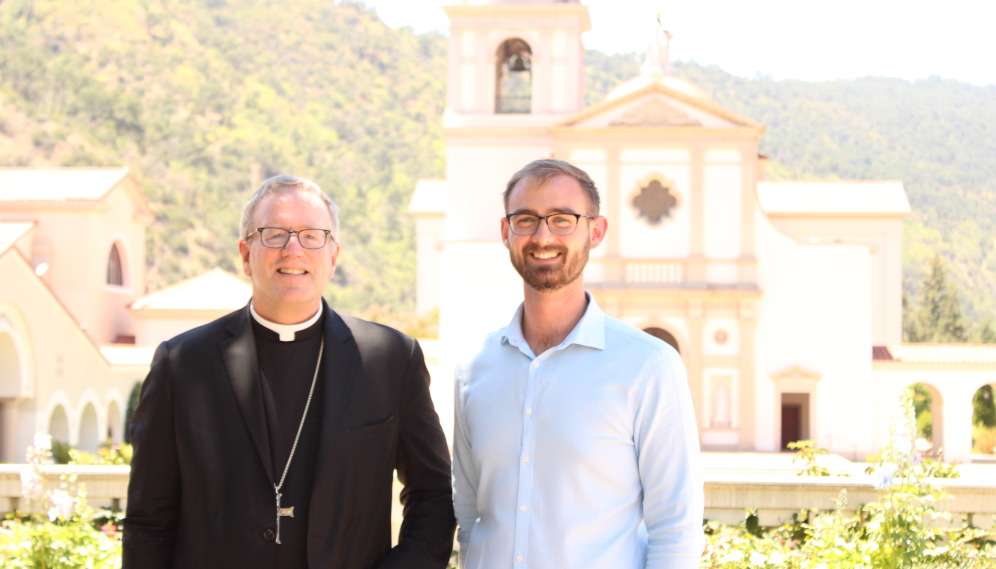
[505,213,594,236]
[248,227,334,249]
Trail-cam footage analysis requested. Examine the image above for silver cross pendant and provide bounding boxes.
[274,489,295,544]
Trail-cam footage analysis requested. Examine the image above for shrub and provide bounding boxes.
[702,389,995,568]
[974,425,996,455]
[0,435,122,568]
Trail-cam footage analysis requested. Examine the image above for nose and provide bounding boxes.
[281,233,306,253]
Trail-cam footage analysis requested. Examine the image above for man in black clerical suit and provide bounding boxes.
[123,175,455,569]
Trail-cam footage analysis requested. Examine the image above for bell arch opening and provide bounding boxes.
[642,327,680,355]
[495,38,532,114]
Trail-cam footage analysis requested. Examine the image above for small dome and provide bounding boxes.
[605,74,712,103]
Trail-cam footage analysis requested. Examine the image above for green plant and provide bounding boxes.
[0,435,122,568]
[974,425,996,455]
[788,440,834,477]
[124,380,142,444]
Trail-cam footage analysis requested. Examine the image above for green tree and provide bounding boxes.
[123,381,142,444]
[909,383,933,441]
[905,255,967,342]
[974,385,996,428]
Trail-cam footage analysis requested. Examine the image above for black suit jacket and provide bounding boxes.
[123,301,455,569]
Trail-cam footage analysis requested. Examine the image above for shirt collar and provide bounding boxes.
[501,291,606,356]
[249,301,323,342]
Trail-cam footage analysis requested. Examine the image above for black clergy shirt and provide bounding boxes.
[251,312,325,569]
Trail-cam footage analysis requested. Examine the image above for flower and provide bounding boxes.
[915,438,932,452]
[722,550,745,563]
[33,433,52,451]
[47,489,75,521]
[768,551,786,565]
[750,551,768,566]
[871,462,897,490]
[19,468,44,501]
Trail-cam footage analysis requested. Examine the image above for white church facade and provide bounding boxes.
[410,0,996,463]
[0,0,993,467]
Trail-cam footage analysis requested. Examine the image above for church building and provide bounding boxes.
[0,169,250,463]
[410,0,996,463]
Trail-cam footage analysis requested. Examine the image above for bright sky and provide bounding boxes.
[362,0,996,86]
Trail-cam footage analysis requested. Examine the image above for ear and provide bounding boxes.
[500,216,511,250]
[239,240,252,277]
[589,216,608,249]
[327,242,341,280]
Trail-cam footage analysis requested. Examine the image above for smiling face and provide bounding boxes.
[502,174,607,292]
[238,187,339,324]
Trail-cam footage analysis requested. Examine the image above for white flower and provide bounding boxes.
[33,433,52,451]
[750,551,768,566]
[20,468,44,501]
[915,438,932,452]
[47,489,75,521]
[722,550,745,563]
[768,551,786,565]
[871,462,898,490]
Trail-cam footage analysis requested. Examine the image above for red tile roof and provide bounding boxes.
[873,344,996,365]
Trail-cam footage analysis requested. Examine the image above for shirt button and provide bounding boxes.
[523,456,529,463]
[525,408,533,415]
[520,506,526,512]
[263,528,275,541]
[532,361,539,368]
[517,556,524,562]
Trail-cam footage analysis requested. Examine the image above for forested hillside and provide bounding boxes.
[0,0,445,312]
[2,0,995,327]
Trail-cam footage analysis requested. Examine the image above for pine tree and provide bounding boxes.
[908,255,967,343]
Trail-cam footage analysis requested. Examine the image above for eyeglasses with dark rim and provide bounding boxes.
[505,213,594,236]
[247,227,334,249]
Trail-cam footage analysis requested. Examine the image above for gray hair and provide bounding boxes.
[503,159,600,216]
[240,175,340,242]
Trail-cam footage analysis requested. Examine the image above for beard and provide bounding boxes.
[510,239,590,292]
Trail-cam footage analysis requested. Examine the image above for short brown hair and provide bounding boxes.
[503,159,600,216]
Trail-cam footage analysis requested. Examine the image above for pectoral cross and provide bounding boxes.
[274,488,295,544]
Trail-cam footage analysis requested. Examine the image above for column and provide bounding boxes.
[1,399,20,464]
[688,147,705,284]
[738,301,757,450]
[687,301,704,435]
[604,146,622,283]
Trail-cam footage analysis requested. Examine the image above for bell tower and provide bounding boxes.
[443,0,591,119]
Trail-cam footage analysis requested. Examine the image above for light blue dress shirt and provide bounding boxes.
[453,295,704,569]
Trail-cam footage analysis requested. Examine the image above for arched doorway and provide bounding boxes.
[0,332,20,396]
[107,400,122,443]
[0,331,21,462]
[49,405,70,445]
[642,327,680,355]
[910,383,944,455]
[79,403,99,454]
[972,384,996,455]
[495,38,532,114]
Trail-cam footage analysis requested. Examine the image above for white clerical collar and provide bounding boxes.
[249,302,323,342]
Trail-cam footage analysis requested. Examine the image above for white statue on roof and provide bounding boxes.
[641,14,673,78]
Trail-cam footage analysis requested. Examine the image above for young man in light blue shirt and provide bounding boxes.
[453,159,704,569]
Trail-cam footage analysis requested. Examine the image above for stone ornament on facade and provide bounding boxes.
[609,97,701,127]
[630,174,680,226]
[714,329,729,345]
